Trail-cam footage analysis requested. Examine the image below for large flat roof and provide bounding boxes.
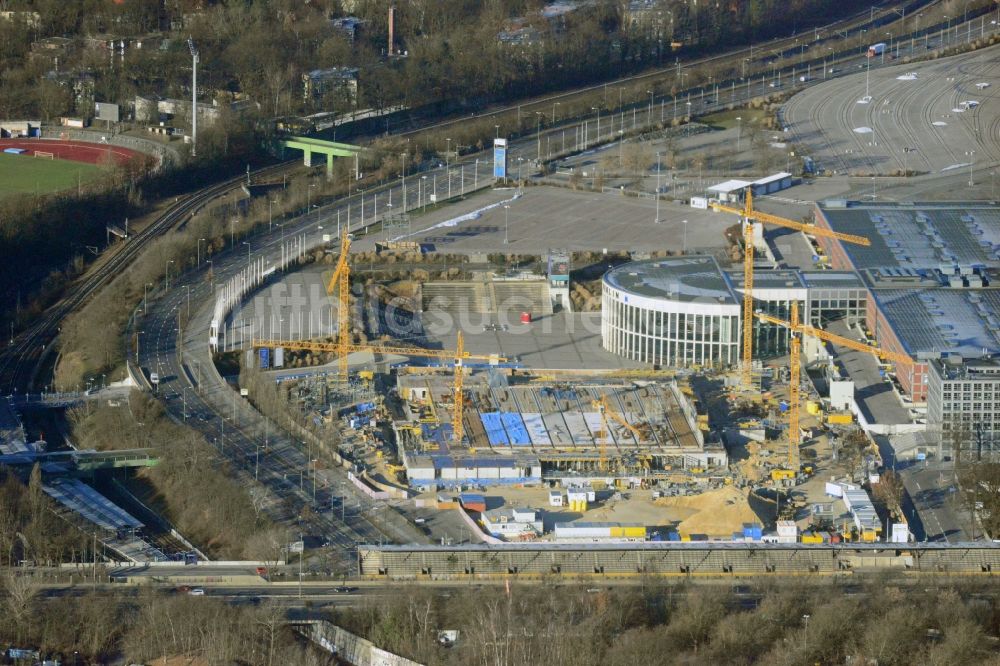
[604,256,737,305]
[872,288,1000,356]
[726,269,805,292]
[817,202,1000,272]
[799,271,868,290]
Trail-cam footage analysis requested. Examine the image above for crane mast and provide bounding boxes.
[711,188,871,388]
[755,304,912,468]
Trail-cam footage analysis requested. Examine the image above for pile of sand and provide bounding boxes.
[655,486,763,537]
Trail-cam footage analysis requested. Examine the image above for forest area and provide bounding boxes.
[2,578,1000,665]
[0,0,872,123]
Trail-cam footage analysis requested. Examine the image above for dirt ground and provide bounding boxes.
[655,486,763,537]
[419,483,769,538]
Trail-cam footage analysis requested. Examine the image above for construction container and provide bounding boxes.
[459,493,486,513]
[554,523,612,539]
[776,520,797,538]
[827,412,853,425]
[805,401,822,416]
[800,533,823,544]
[520,311,531,323]
[436,495,459,510]
[861,529,878,543]
[770,469,796,481]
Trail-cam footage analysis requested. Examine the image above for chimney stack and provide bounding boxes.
[388,6,395,56]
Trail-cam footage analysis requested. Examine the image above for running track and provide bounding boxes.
[0,138,147,167]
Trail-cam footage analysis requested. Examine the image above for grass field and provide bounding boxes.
[0,152,107,198]
[696,108,769,130]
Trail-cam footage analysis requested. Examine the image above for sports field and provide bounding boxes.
[0,152,107,198]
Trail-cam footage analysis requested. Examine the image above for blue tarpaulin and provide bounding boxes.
[500,412,531,445]
[480,412,508,445]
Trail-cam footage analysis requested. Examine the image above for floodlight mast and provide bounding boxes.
[187,38,199,157]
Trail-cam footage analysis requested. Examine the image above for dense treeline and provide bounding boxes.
[0,586,332,665]
[0,0,874,123]
[0,464,92,566]
[3,576,998,664]
[68,392,286,560]
[341,581,1000,665]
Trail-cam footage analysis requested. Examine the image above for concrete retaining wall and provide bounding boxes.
[301,620,423,666]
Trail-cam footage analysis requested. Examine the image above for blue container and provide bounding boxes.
[459,493,485,505]
[667,531,681,542]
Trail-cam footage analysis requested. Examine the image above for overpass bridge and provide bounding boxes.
[12,386,132,409]
[359,542,1000,579]
[281,136,363,178]
[0,447,159,473]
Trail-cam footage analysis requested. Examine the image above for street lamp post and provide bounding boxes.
[736,116,743,153]
[242,241,251,269]
[535,112,543,162]
[197,238,206,267]
[446,137,451,168]
[552,101,560,123]
[682,219,688,253]
[400,152,407,213]
[655,153,662,224]
[902,146,915,176]
[503,204,510,245]
[647,89,654,123]
[164,260,174,290]
[966,150,976,187]
[143,282,153,315]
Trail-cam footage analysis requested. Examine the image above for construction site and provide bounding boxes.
[391,371,727,489]
[219,169,1000,550]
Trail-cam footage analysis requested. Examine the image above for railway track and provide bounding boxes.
[0,161,294,396]
[401,0,943,142]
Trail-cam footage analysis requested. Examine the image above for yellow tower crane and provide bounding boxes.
[253,333,504,443]
[592,394,644,471]
[755,306,913,469]
[710,189,872,388]
[324,234,353,382]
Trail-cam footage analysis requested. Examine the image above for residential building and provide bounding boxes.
[302,67,358,106]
